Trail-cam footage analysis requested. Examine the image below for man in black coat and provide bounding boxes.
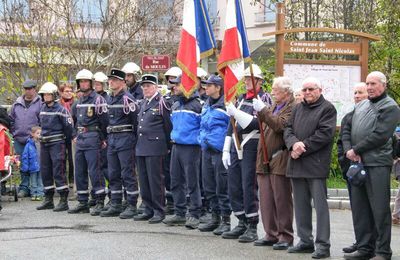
[133,74,172,224]
[284,77,337,259]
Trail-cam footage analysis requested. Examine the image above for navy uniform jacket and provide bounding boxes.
[71,90,109,150]
[107,90,138,151]
[39,102,74,143]
[136,92,172,156]
[99,91,111,103]
[129,82,144,100]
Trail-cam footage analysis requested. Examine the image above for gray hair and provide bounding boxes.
[302,77,322,89]
[272,77,293,93]
[367,71,387,84]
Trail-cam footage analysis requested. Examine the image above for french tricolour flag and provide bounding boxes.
[217,0,251,103]
[177,0,216,97]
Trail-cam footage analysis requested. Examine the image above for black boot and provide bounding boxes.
[238,217,258,243]
[137,202,146,214]
[222,215,246,239]
[119,204,138,219]
[213,215,231,235]
[102,200,111,212]
[53,192,69,212]
[68,201,90,214]
[100,202,123,217]
[37,192,54,210]
[90,200,104,216]
[198,213,220,232]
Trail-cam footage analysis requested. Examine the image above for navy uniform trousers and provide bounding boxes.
[75,135,106,202]
[202,149,231,217]
[41,142,68,195]
[170,144,202,218]
[136,156,165,217]
[107,133,139,206]
[227,138,259,218]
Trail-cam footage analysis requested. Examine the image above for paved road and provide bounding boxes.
[0,198,399,260]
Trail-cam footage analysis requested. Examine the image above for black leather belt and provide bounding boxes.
[77,126,99,134]
[107,125,133,134]
[40,134,65,143]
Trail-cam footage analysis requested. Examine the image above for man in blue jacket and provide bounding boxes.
[162,75,203,229]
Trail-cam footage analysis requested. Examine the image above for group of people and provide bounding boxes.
[0,61,399,260]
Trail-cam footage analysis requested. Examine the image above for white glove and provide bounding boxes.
[222,151,231,170]
[222,136,232,169]
[253,98,266,112]
[226,102,237,117]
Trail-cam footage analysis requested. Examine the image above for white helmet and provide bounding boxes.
[165,67,182,78]
[39,82,58,94]
[197,67,208,79]
[122,62,141,75]
[93,72,108,83]
[244,64,263,79]
[76,69,93,81]
[39,82,58,101]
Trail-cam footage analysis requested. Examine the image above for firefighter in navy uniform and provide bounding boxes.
[221,64,270,242]
[36,82,74,212]
[133,74,172,224]
[68,69,109,215]
[162,75,203,229]
[100,69,139,219]
[88,72,111,208]
[122,62,143,100]
[162,66,182,215]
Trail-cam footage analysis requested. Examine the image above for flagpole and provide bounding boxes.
[215,47,242,151]
[249,64,269,165]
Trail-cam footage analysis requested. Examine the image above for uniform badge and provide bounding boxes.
[67,117,73,125]
[87,107,93,117]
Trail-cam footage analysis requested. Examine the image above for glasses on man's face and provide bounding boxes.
[63,90,73,93]
[302,87,318,92]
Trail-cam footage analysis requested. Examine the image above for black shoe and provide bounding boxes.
[273,241,292,250]
[199,212,211,223]
[287,242,315,253]
[133,213,153,221]
[88,198,96,207]
[68,202,90,214]
[101,200,111,212]
[254,238,278,246]
[213,216,231,235]
[37,194,54,210]
[100,203,123,217]
[185,217,200,229]
[121,200,128,210]
[238,224,258,243]
[90,201,104,216]
[198,213,220,232]
[343,243,358,253]
[148,215,164,224]
[312,249,330,259]
[119,205,138,219]
[343,250,374,260]
[222,218,246,239]
[53,194,69,212]
[163,214,186,226]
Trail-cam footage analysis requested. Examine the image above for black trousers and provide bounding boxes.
[350,166,392,258]
[136,156,165,217]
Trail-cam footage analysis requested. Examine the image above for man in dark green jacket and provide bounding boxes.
[342,71,400,260]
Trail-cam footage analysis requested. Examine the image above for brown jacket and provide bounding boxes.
[256,96,295,175]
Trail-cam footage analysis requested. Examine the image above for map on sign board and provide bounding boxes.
[283,64,361,125]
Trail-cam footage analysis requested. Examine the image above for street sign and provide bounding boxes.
[141,55,170,71]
